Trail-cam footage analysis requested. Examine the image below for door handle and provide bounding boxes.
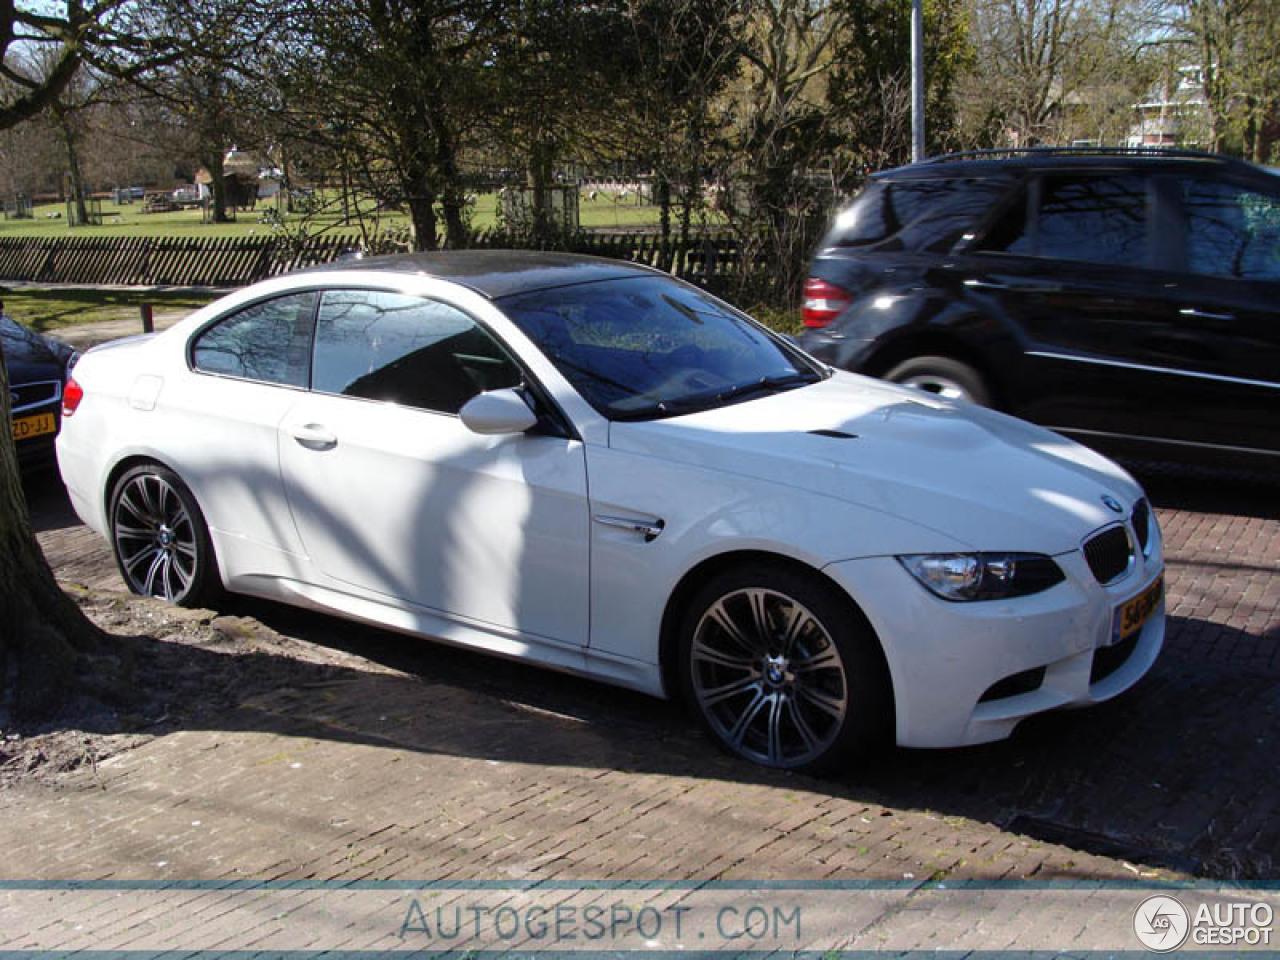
[1178,307,1234,324]
[593,513,665,542]
[965,278,1062,294]
[290,423,338,451]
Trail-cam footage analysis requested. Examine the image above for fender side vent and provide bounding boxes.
[809,429,858,439]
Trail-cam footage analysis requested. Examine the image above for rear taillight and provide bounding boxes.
[62,376,83,417]
[802,277,852,328]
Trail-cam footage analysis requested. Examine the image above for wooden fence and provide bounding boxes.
[0,229,803,299]
[468,229,798,299]
[0,235,361,287]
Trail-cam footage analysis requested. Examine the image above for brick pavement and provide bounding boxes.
[5,467,1278,952]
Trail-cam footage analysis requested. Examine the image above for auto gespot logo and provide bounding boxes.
[1134,894,1275,951]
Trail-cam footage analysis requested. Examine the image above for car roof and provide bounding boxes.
[304,250,661,300]
[875,148,1261,181]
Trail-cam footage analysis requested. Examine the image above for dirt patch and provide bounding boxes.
[0,583,379,789]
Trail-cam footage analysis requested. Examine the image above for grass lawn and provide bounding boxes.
[0,190,748,335]
[3,287,221,332]
[0,190,681,241]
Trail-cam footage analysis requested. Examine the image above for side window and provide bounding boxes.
[983,175,1148,267]
[1180,179,1280,281]
[191,292,317,387]
[312,290,523,415]
[830,178,1005,252]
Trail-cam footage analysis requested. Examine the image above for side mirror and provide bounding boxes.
[459,388,538,436]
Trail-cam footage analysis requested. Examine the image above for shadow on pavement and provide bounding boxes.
[23,466,1280,882]
[220,591,1277,881]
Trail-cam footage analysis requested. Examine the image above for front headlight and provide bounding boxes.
[898,552,1064,602]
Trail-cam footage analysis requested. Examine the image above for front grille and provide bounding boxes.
[1131,498,1152,555]
[10,379,61,414]
[1083,525,1133,584]
[1091,631,1139,684]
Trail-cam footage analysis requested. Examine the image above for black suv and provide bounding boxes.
[799,148,1280,472]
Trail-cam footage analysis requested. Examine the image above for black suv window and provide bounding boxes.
[983,175,1149,267]
[312,290,522,415]
[1179,178,1280,281]
[830,178,1005,251]
[191,292,317,387]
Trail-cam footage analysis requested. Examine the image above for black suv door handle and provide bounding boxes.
[965,278,1062,294]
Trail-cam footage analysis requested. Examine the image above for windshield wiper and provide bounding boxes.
[712,372,819,405]
[608,372,820,422]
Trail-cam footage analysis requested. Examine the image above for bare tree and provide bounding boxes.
[0,0,181,717]
[1175,0,1279,157]
[965,0,1154,146]
[623,0,744,246]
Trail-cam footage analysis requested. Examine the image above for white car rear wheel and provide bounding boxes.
[109,464,219,607]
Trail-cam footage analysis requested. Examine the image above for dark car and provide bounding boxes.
[3,313,78,473]
[799,147,1280,472]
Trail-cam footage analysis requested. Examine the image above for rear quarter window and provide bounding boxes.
[826,177,1008,252]
[191,292,317,387]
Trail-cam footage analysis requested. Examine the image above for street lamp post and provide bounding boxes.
[911,0,925,162]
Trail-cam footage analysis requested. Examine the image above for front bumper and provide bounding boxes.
[824,530,1165,749]
[15,423,61,474]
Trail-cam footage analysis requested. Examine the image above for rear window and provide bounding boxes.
[826,178,1006,252]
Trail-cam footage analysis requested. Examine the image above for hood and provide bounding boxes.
[1,318,75,386]
[608,372,1143,554]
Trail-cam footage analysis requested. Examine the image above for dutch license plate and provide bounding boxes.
[12,412,56,442]
[1111,574,1163,645]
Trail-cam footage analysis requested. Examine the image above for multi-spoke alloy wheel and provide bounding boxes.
[680,566,890,771]
[110,464,217,607]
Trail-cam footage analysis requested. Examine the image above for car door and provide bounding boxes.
[956,171,1185,445]
[277,288,591,648]
[182,290,319,554]
[1144,173,1280,458]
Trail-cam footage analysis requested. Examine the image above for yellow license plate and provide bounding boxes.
[12,412,56,441]
[1112,574,1163,645]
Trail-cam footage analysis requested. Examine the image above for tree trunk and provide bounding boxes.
[654,174,671,241]
[203,150,230,223]
[528,138,556,242]
[427,104,468,249]
[405,183,439,251]
[0,340,104,718]
[55,106,89,227]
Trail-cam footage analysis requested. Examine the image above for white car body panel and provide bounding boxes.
[57,263,1166,749]
[277,390,591,647]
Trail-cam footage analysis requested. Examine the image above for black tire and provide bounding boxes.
[109,463,220,607]
[883,355,991,406]
[678,563,892,772]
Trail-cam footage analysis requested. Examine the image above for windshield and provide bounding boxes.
[499,276,824,420]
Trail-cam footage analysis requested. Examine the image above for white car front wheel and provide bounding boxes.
[679,564,891,771]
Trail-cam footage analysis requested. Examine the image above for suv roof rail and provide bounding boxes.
[919,146,1243,165]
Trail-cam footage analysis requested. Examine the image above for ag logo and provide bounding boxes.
[1134,895,1190,952]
